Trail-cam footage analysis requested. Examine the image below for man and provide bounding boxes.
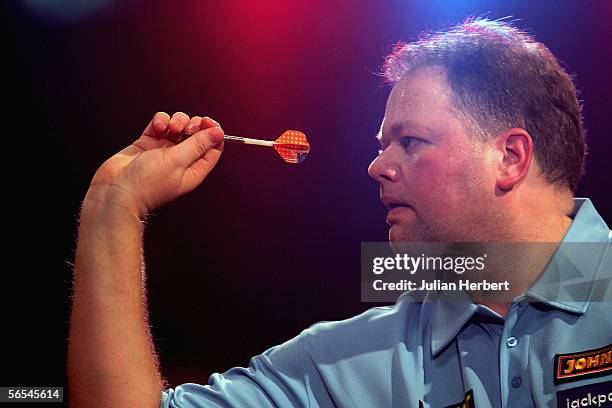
[68,18,611,407]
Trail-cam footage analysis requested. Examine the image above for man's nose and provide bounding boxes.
[368,152,399,183]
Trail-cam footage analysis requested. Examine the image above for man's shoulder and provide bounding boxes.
[297,294,430,353]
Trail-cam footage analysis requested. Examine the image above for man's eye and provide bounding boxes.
[400,136,419,150]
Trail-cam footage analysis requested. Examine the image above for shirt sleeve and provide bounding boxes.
[159,332,310,408]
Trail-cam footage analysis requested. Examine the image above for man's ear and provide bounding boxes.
[495,128,534,191]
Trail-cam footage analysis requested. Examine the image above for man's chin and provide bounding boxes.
[389,226,416,250]
[389,223,434,246]
[389,226,402,243]
[389,223,417,242]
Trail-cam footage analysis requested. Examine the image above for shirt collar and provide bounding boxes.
[429,290,478,357]
[429,289,504,357]
[429,198,611,358]
[525,198,611,313]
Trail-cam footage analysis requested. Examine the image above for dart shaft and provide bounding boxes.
[181,131,274,147]
[224,135,274,147]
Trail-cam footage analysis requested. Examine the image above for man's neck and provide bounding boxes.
[478,194,575,318]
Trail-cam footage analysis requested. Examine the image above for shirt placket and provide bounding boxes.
[500,299,532,407]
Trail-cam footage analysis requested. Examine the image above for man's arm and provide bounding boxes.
[68,191,161,407]
[68,112,225,407]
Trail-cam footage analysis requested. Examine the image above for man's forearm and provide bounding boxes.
[68,198,163,407]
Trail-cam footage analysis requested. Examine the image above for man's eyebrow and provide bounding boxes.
[379,121,438,142]
[390,122,406,134]
[375,121,436,147]
[389,121,436,135]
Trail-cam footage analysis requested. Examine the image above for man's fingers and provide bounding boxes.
[142,112,193,143]
[142,112,171,138]
[201,116,221,129]
[169,126,225,167]
[167,112,191,143]
[185,116,202,133]
[182,116,221,138]
[129,112,223,160]
[178,116,202,143]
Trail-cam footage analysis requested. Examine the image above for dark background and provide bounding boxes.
[5,0,611,403]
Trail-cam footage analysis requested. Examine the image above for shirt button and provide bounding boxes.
[511,377,522,388]
[506,336,518,348]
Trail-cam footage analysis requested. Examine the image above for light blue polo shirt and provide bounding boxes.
[161,198,611,407]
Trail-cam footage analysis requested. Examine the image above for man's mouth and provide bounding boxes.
[387,203,409,210]
[381,196,413,224]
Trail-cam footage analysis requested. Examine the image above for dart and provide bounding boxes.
[182,129,310,164]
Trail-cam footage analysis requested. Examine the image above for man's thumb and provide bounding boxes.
[170,126,224,167]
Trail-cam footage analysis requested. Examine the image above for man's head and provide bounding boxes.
[368,18,585,243]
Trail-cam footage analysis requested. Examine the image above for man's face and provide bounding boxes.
[368,66,499,243]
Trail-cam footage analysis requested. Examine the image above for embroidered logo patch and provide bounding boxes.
[556,381,612,408]
[555,344,612,384]
[419,390,475,408]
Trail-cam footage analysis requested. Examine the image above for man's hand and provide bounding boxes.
[85,112,225,219]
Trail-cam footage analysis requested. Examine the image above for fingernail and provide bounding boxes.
[203,116,220,127]
[210,126,224,143]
